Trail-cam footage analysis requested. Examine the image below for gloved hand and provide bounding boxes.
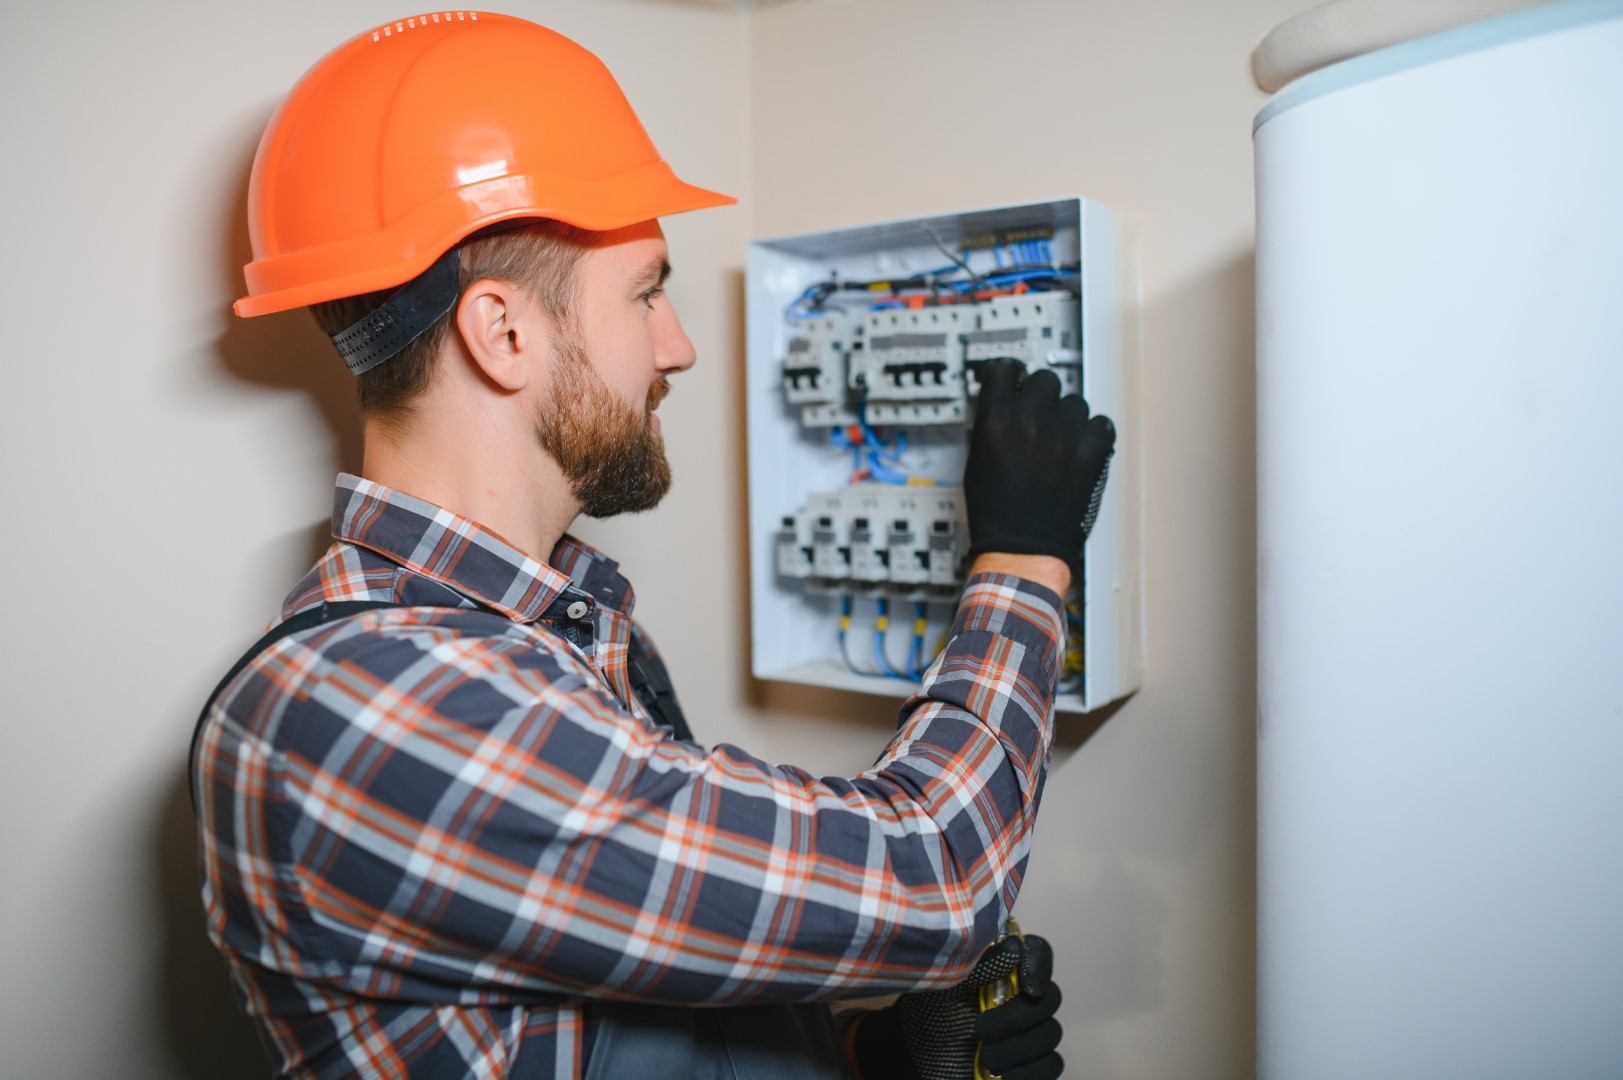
[964,358,1116,580]
[849,930,1064,1080]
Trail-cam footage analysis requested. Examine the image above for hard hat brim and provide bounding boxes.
[236,162,735,317]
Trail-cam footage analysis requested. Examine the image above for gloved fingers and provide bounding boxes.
[977,357,1026,400]
[1017,368,1063,409]
[1019,934,1054,999]
[1081,413,1117,456]
[979,1016,1063,1075]
[995,1051,1064,1080]
[975,983,1062,1042]
[1055,393,1088,428]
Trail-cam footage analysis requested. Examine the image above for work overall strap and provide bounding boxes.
[188,601,696,811]
[187,600,405,812]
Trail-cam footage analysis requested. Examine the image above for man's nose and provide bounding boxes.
[654,301,697,374]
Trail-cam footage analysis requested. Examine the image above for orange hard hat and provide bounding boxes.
[236,11,735,318]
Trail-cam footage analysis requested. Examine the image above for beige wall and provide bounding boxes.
[0,0,1293,1075]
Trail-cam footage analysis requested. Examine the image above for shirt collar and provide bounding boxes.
[331,473,635,623]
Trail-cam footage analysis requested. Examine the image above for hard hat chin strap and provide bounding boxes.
[329,247,462,375]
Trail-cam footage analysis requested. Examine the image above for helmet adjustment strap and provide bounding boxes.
[330,247,461,375]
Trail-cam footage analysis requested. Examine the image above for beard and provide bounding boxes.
[534,335,673,519]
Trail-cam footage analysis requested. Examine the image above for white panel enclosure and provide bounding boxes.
[745,198,1144,714]
[1255,2,1623,1078]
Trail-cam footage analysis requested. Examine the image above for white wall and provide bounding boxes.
[0,0,1289,1075]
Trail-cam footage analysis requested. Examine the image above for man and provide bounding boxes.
[193,13,1114,1079]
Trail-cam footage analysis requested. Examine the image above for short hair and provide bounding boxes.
[308,219,595,422]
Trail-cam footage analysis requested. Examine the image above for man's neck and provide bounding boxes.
[360,415,579,562]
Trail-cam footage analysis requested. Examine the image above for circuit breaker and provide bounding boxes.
[745,198,1143,714]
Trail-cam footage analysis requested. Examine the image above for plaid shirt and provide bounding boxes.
[194,473,1065,1079]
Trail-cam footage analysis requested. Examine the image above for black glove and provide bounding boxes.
[851,931,1064,1080]
[964,358,1116,579]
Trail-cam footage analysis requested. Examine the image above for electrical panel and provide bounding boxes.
[745,198,1143,714]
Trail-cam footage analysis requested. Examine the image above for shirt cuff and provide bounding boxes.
[948,571,1066,689]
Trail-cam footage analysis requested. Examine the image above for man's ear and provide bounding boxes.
[454,279,536,392]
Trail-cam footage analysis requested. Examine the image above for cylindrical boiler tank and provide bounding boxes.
[1254,3,1623,1078]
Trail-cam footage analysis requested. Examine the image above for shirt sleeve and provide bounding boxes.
[207,571,1064,1008]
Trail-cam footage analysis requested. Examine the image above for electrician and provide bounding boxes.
[192,12,1114,1080]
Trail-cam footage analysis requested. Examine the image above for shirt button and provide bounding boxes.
[565,600,590,620]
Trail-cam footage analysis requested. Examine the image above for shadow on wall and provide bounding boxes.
[212,121,365,476]
[154,769,271,1077]
[146,133,361,1079]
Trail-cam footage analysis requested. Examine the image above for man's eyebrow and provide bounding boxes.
[632,258,672,290]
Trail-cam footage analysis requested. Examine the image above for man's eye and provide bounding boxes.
[639,287,664,307]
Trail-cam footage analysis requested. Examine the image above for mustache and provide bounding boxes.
[646,377,671,411]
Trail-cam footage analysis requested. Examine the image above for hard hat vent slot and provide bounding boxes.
[372,12,476,41]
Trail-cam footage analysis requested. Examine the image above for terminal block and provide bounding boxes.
[964,292,1081,397]
[857,306,972,425]
[785,485,968,599]
[782,311,859,426]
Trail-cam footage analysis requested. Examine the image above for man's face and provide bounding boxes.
[534,221,696,518]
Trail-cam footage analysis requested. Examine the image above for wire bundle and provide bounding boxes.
[838,595,935,681]
[788,225,1077,320]
[830,411,933,486]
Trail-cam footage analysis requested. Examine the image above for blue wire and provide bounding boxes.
[837,595,865,674]
[832,427,866,475]
[865,451,910,485]
[909,601,926,679]
[873,599,910,679]
[947,268,1071,292]
[860,420,905,463]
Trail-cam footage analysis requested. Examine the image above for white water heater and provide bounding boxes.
[1254,2,1623,1077]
